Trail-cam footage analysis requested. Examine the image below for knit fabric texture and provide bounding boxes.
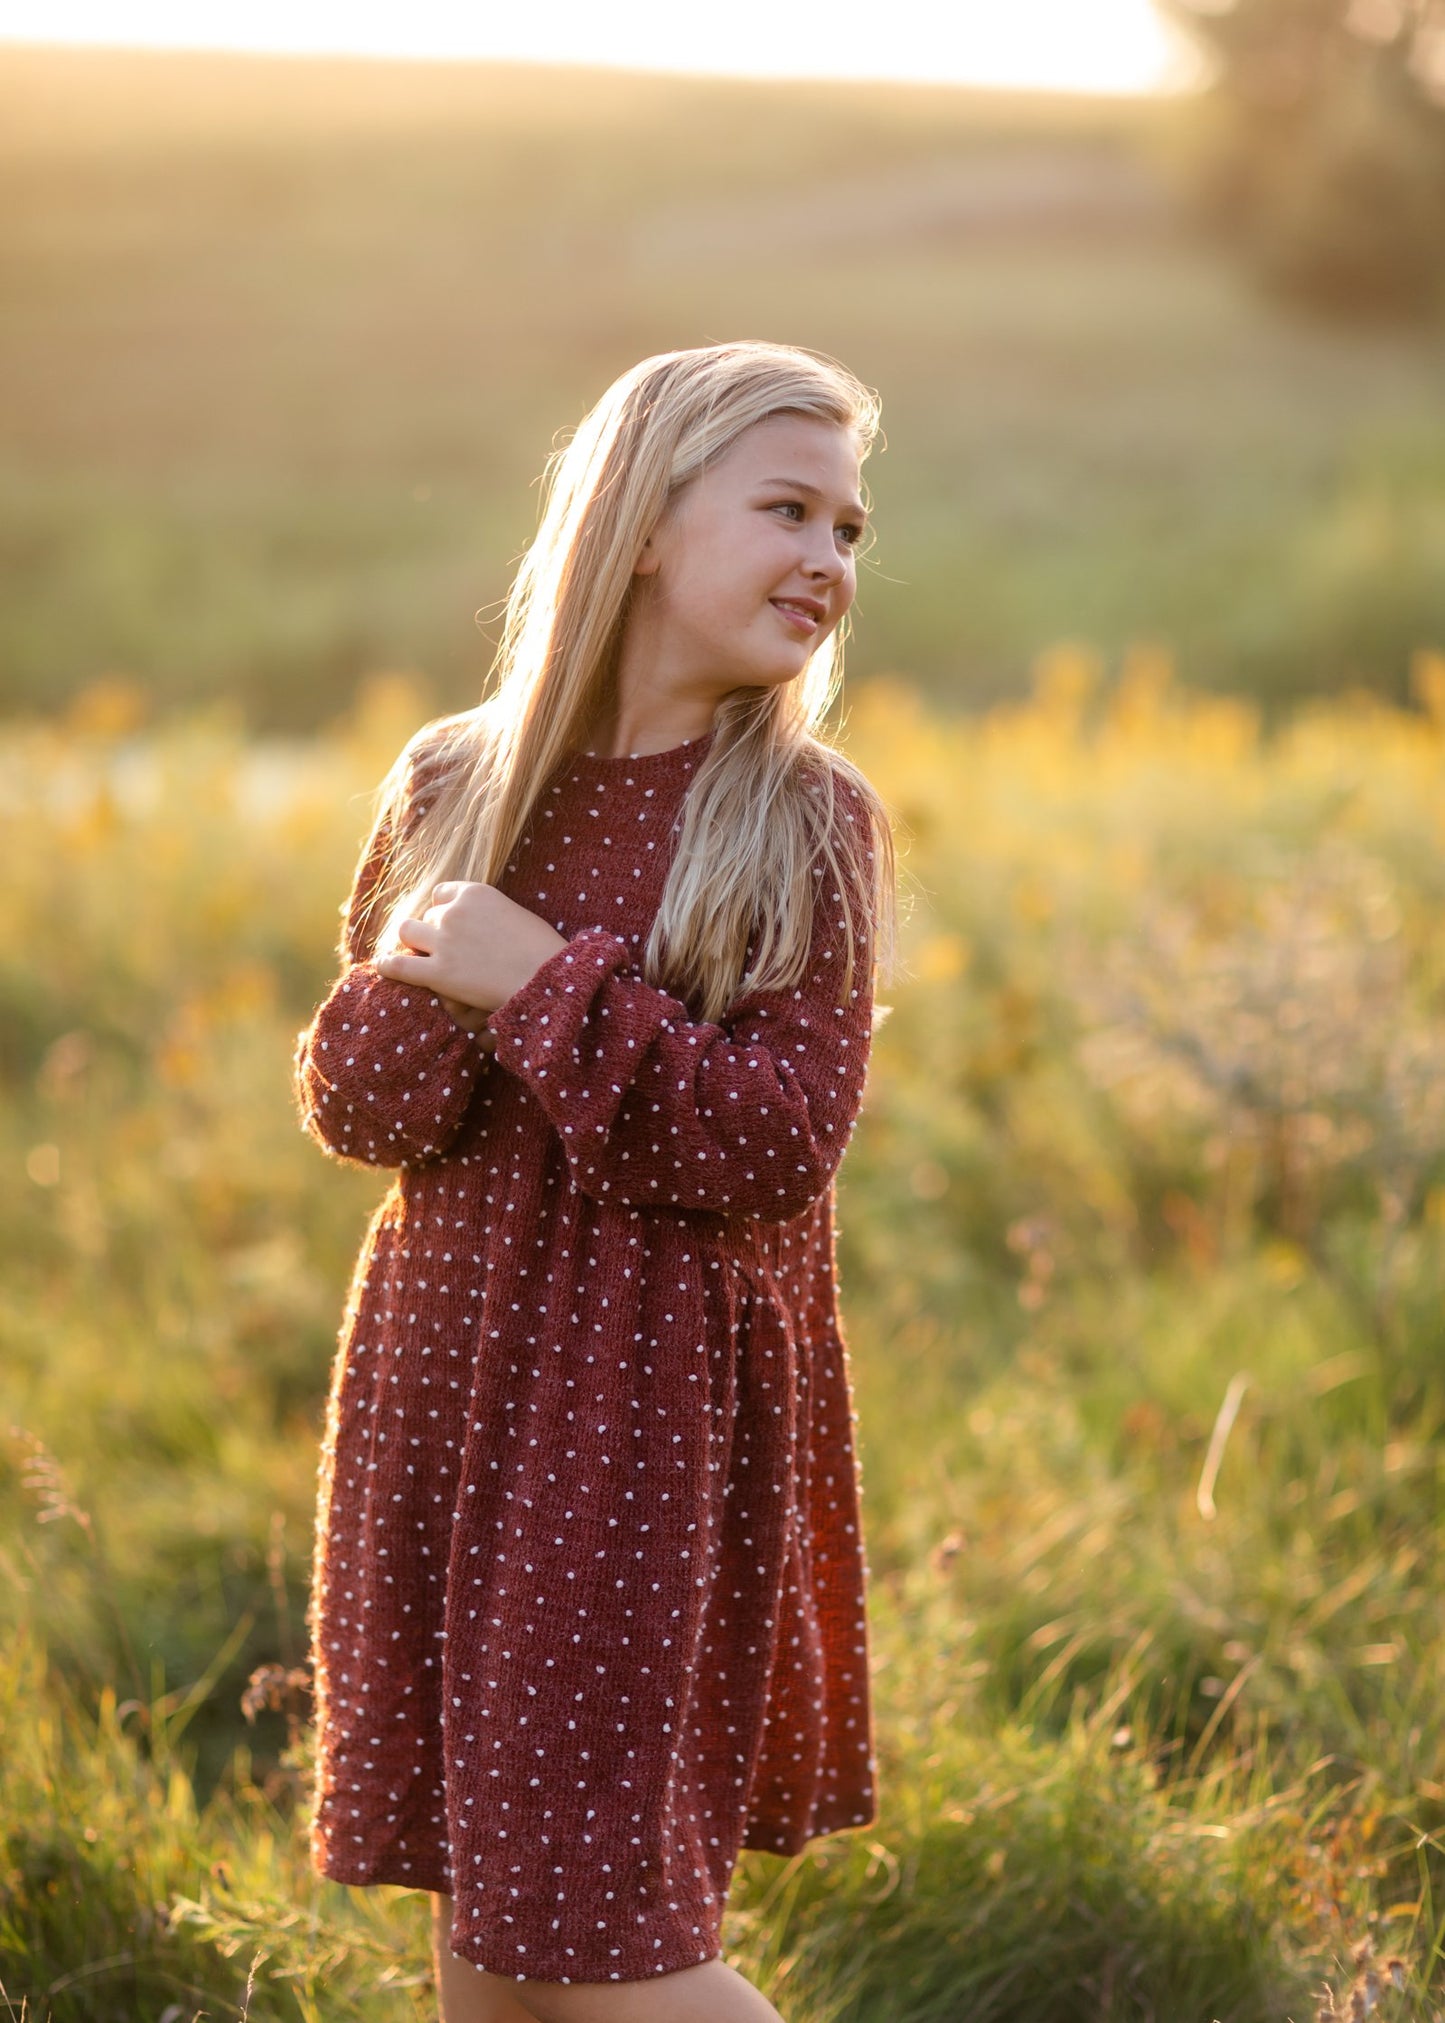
[294,719,879,1983]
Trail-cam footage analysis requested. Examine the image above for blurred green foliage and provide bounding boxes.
[1161,0,1445,318]
[4,45,1445,732]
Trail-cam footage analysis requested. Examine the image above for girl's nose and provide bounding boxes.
[806,534,847,582]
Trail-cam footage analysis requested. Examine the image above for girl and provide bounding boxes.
[294,340,898,2023]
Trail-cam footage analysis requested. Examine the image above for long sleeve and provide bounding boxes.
[293,738,488,1170]
[485,785,875,1224]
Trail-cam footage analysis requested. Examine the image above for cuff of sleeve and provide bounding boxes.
[351,959,490,1063]
[485,926,635,1079]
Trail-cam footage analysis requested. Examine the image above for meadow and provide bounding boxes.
[3,664,1445,2020]
[5,44,1445,730]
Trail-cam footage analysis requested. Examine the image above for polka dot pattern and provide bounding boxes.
[294,723,879,1984]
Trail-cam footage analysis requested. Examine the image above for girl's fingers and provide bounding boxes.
[396,915,438,952]
[438,992,489,1033]
[376,949,424,983]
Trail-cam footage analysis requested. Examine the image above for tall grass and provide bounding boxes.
[3,667,1445,2017]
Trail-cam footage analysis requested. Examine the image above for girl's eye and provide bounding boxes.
[770,500,866,549]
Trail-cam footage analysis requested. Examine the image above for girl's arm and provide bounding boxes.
[292,741,490,1170]
[485,782,876,1225]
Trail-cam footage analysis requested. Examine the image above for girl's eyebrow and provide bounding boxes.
[758,476,869,524]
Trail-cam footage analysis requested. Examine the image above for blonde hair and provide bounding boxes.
[362,339,898,1026]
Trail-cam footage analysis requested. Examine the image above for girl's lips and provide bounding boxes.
[771,599,823,631]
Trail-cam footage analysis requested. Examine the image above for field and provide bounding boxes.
[4,666,1445,2020]
[5,36,1445,2020]
[4,44,1445,730]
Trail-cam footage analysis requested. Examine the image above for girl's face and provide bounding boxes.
[629,414,868,695]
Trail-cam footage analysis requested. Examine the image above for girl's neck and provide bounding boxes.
[577,694,719,762]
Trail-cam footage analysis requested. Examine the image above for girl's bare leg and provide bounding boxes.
[430,1894,542,2023]
[505,1959,786,2023]
[431,1894,785,2023]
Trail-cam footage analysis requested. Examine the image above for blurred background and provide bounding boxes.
[3,0,1445,733]
[5,10,1445,2022]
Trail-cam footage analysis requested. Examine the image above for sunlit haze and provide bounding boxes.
[0,0,1197,94]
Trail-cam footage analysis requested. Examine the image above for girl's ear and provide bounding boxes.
[633,530,662,579]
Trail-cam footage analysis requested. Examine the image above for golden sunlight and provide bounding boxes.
[1,0,1195,94]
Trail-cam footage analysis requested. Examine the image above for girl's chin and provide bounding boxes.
[741,639,823,683]
[700,636,819,691]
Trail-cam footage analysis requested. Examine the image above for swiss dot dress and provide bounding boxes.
[294,716,879,1983]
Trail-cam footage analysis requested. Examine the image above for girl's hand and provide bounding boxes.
[374,882,569,1026]
[436,996,498,1047]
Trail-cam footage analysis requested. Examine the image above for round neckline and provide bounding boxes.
[567,724,718,772]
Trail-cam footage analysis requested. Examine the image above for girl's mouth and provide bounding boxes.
[771,599,823,632]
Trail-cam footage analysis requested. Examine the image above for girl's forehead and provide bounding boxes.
[713,414,865,492]
[734,412,858,457]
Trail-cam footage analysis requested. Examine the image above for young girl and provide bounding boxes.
[294,340,898,2023]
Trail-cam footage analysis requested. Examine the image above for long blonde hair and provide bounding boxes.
[363,339,898,1026]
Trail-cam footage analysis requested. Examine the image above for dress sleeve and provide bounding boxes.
[292,738,489,1170]
[485,781,876,1224]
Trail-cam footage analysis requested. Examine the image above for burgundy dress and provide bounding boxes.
[294,719,878,1983]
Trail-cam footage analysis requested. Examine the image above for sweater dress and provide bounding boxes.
[294,717,879,1984]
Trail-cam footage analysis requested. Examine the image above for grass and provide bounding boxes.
[3,667,1445,2016]
[3,46,1445,729]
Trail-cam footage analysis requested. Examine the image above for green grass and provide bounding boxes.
[4,672,1445,2016]
[3,46,1445,730]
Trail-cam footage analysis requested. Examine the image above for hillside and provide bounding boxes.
[2,43,1444,727]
